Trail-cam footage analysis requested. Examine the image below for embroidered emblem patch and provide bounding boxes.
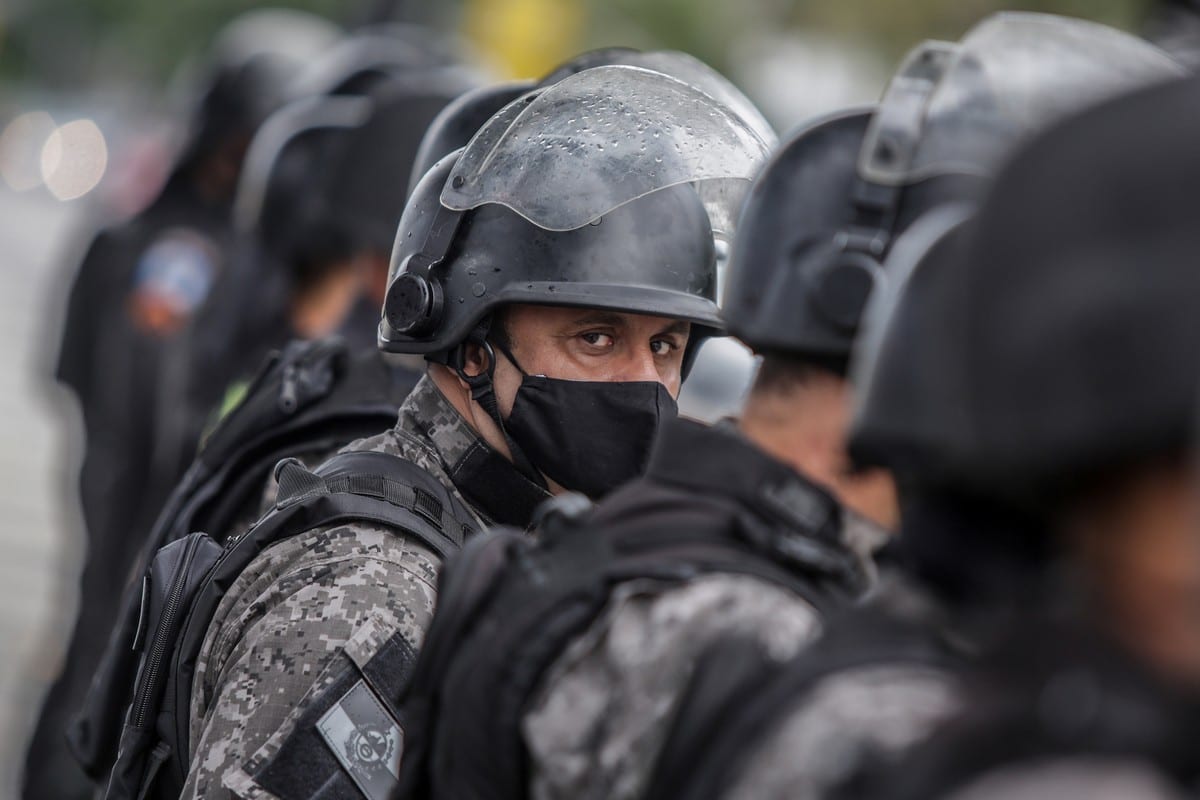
[317,679,403,800]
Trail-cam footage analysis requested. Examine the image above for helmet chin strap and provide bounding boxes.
[452,319,548,489]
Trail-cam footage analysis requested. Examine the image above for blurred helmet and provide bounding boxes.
[850,75,1200,504]
[236,68,467,274]
[178,9,343,168]
[723,13,1183,367]
[844,205,975,479]
[234,94,368,276]
[408,81,536,198]
[290,23,478,98]
[380,65,774,367]
[676,337,759,422]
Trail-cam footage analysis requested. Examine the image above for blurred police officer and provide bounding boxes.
[177,65,767,798]
[844,72,1200,800]
[160,30,477,480]
[638,15,1187,800]
[27,12,340,800]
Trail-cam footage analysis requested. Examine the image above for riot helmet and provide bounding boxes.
[537,48,777,149]
[850,74,1200,505]
[846,205,975,481]
[236,60,469,266]
[380,65,773,367]
[723,13,1183,367]
[408,47,776,250]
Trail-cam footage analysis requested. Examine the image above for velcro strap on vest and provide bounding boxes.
[274,456,468,547]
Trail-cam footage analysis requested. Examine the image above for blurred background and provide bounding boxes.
[0,0,1169,796]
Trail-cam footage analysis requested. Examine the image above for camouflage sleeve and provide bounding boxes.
[180,525,439,799]
[522,574,823,800]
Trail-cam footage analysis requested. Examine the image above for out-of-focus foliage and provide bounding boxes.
[793,0,1143,57]
[0,0,1157,90]
[0,0,348,88]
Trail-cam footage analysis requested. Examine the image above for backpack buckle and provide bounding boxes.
[274,458,326,507]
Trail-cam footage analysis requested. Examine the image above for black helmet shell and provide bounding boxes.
[851,75,1200,502]
[380,152,719,358]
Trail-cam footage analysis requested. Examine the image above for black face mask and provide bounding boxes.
[460,337,679,498]
[505,374,678,498]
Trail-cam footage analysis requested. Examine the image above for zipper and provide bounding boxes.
[130,535,205,728]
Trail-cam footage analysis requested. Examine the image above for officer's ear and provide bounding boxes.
[459,340,492,379]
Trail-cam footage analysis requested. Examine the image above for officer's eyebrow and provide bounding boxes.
[569,310,629,329]
[655,320,691,337]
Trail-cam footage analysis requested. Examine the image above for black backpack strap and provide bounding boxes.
[599,493,849,616]
[394,528,530,798]
[198,338,347,468]
[270,452,473,554]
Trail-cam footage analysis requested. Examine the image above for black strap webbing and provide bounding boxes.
[275,451,472,546]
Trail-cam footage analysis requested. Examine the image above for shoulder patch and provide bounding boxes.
[317,679,404,800]
[128,227,221,336]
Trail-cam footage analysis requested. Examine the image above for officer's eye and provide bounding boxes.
[650,338,681,357]
[580,331,615,349]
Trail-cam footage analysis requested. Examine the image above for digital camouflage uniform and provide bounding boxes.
[182,374,543,798]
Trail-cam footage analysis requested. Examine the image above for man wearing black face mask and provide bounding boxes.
[167,65,768,799]
[461,306,686,499]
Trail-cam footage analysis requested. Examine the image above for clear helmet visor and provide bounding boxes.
[860,12,1185,186]
[609,50,778,148]
[440,65,773,239]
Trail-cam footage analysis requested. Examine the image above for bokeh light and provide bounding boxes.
[0,111,57,192]
[40,119,108,201]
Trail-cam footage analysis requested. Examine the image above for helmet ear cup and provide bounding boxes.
[811,251,880,333]
[384,264,444,336]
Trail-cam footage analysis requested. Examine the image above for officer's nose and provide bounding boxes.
[623,347,664,384]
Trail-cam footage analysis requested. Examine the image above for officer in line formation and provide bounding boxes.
[28,5,1200,800]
